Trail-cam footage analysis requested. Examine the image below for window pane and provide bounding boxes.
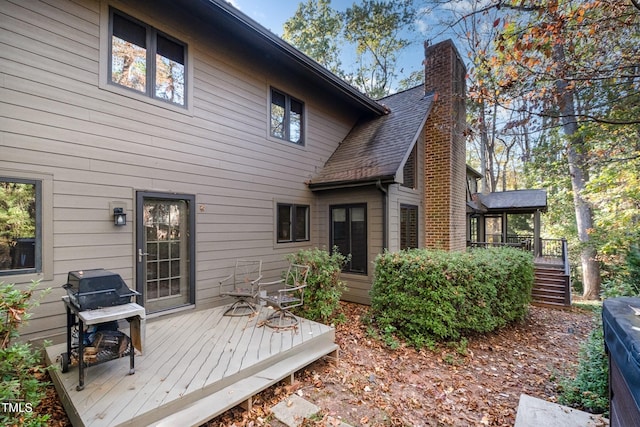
[0,181,37,272]
[271,90,286,139]
[277,204,292,242]
[113,13,146,47]
[331,208,348,256]
[290,98,303,144]
[485,216,502,243]
[155,34,185,105]
[469,217,478,242]
[111,14,147,93]
[294,205,308,241]
[351,207,365,222]
[157,34,183,63]
[331,205,366,274]
[401,205,418,250]
[349,207,366,273]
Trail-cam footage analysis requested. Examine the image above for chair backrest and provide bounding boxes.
[234,259,262,286]
[280,264,310,309]
[285,264,310,289]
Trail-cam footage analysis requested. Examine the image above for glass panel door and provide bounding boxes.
[136,193,194,313]
[330,204,367,274]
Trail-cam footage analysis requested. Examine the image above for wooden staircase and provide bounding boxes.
[532,263,571,308]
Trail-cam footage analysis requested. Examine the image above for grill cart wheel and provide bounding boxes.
[60,352,70,373]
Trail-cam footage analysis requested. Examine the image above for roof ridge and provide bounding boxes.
[376,84,425,101]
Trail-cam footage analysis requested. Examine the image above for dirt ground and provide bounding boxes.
[37,301,598,427]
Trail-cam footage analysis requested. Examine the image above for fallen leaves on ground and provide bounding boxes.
[210,302,596,426]
[38,301,596,426]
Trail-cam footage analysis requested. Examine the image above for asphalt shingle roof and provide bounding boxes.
[308,86,434,189]
[476,189,547,211]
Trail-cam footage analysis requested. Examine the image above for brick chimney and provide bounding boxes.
[423,40,467,251]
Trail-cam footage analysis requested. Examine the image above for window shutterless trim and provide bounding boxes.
[270,87,305,145]
[400,204,418,250]
[108,7,188,108]
[0,171,53,281]
[276,203,310,243]
[0,178,41,276]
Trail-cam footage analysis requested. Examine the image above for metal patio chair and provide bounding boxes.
[259,263,310,329]
[219,259,263,316]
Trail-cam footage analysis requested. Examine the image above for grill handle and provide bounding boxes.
[138,248,149,263]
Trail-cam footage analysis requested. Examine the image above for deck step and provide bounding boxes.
[532,265,571,308]
[151,339,339,427]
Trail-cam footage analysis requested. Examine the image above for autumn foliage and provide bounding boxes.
[370,247,534,347]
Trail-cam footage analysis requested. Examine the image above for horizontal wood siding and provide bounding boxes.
[0,0,359,342]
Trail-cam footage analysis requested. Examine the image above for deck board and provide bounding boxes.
[45,305,336,427]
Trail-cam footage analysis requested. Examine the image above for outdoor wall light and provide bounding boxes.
[113,208,127,226]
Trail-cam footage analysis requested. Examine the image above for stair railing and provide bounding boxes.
[561,238,571,305]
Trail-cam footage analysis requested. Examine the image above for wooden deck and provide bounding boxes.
[45,305,338,427]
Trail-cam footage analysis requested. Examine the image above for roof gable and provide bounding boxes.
[309,86,434,189]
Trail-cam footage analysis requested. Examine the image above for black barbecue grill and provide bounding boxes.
[63,269,138,310]
[60,269,143,391]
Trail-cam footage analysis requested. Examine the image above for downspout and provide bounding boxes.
[376,179,388,250]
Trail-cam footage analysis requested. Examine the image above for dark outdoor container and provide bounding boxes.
[12,237,35,268]
[63,269,137,310]
[602,296,640,427]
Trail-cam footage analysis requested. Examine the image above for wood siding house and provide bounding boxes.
[1,0,467,343]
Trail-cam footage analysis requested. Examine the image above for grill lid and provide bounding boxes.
[63,269,138,310]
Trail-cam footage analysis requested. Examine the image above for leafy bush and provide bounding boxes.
[601,243,640,298]
[369,247,534,347]
[566,243,640,417]
[559,317,608,415]
[0,281,52,427]
[286,247,349,324]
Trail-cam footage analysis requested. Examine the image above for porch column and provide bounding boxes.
[534,209,541,257]
[502,212,507,243]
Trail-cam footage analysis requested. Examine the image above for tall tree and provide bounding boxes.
[282,0,419,98]
[474,0,639,298]
[428,0,639,298]
[435,0,534,192]
[282,0,344,77]
[343,0,418,98]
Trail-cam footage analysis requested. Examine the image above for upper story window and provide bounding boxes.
[109,9,186,106]
[0,178,41,276]
[277,203,309,243]
[270,88,304,144]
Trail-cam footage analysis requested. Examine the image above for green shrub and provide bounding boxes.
[369,247,534,347]
[559,317,608,415]
[602,243,640,298]
[0,281,51,427]
[286,247,349,324]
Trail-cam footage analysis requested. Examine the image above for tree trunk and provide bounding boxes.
[553,44,602,299]
[479,99,489,193]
